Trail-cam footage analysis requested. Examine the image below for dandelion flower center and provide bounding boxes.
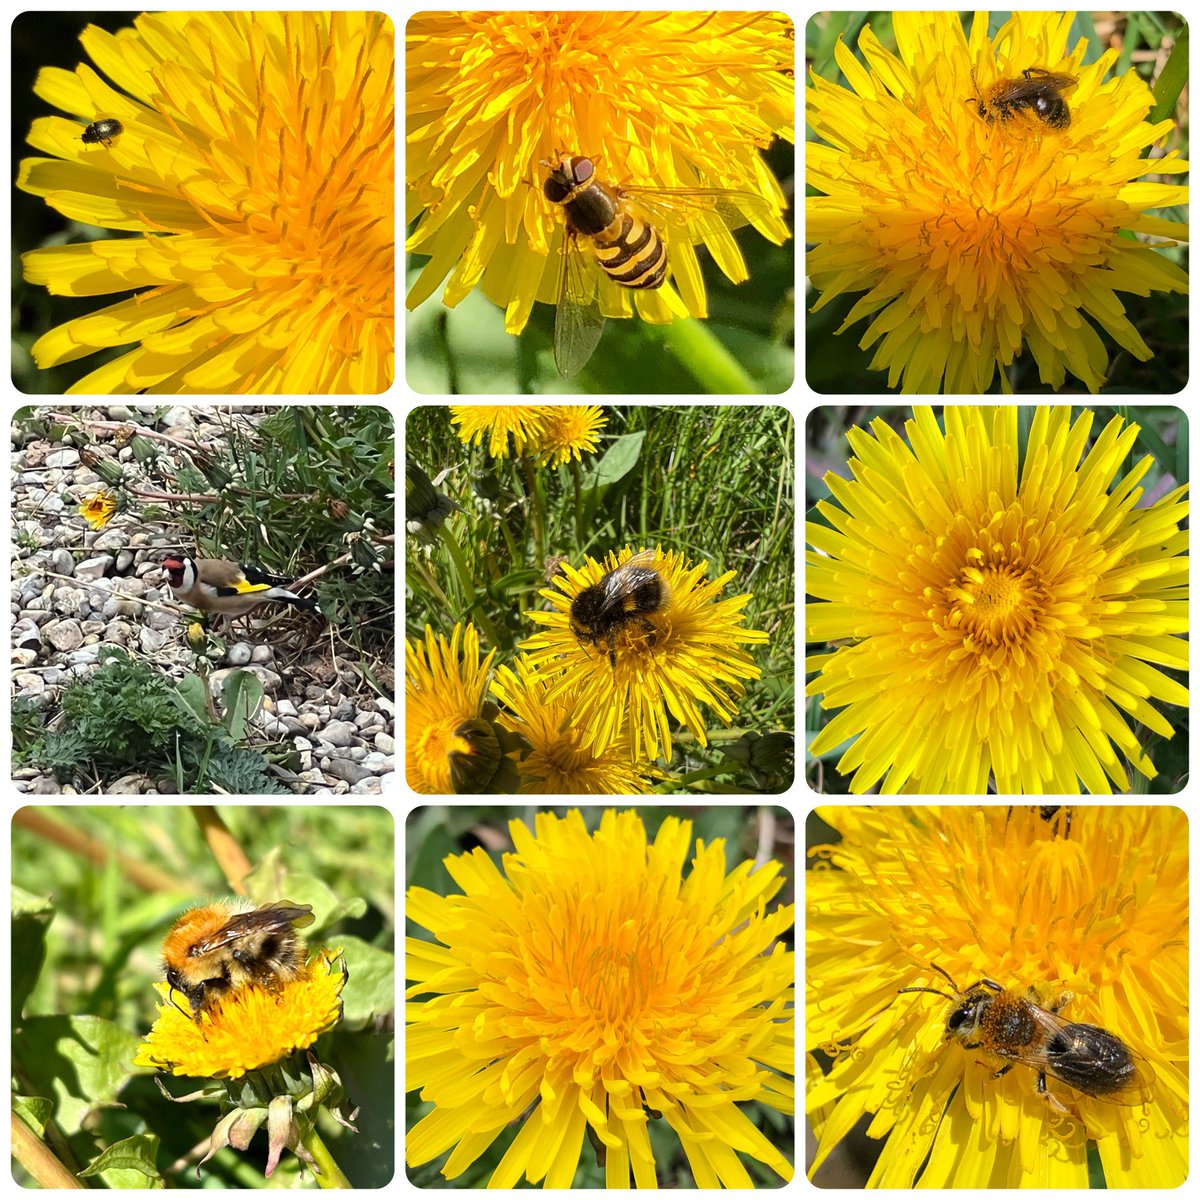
[807,406,1188,793]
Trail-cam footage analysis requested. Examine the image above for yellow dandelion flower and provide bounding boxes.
[135,947,346,1080]
[522,546,769,762]
[533,405,606,467]
[407,808,795,1188]
[807,807,1186,1188]
[407,11,793,389]
[449,405,554,458]
[18,13,394,394]
[78,489,118,530]
[406,623,498,793]
[807,12,1188,394]
[489,656,656,794]
[449,403,606,464]
[806,406,1189,794]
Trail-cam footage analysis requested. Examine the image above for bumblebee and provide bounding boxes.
[162,899,314,1017]
[968,68,1078,130]
[82,118,123,147]
[900,963,1155,1113]
[568,548,670,668]
[540,152,774,378]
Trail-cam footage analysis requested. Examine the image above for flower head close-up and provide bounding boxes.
[407,808,795,1188]
[806,11,1188,394]
[135,944,347,1082]
[806,406,1188,794]
[807,806,1187,1188]
[17,12,394,394]
[523,546,770,763]
[406,10,794,391]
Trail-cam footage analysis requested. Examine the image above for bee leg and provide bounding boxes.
[1035,1071,1076,1116]
[983,1062,1014,1080]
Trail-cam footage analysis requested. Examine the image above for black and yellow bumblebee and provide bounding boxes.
[540,152,774,378]
[568,548,671,669]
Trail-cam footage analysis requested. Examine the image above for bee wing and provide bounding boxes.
[598,550,663,611]
[195,901,313,952]
[552,229,606,379]
[1019,1005,1156,1106]
[616,549,658,571]
[617,185,776,241]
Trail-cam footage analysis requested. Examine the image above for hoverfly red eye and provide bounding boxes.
[573,157,594,184]
[543,177,570,203]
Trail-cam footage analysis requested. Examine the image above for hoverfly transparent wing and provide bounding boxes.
[616,185,776,242]
[553,228,606,379]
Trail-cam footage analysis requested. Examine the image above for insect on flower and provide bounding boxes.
[899,963,1155,1114]
[162,899,314,1018]
[81,118,123,148]
[568,548,670,669]
[968,67,1078,130]
[540,151,774,377]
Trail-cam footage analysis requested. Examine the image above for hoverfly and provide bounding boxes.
[539,152,776,378]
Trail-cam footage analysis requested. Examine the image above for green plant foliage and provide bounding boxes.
[25,650,289,794]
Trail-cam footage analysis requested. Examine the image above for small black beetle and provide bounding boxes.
[82,118,123,148]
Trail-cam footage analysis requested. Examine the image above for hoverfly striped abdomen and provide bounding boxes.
[538,149,774,377]
[542,155,668,291]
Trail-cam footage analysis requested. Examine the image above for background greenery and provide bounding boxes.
[805,404,1189,794]
[10,805,395,1188]
[407,404,796,792]
[405,803,796,1188]
[805,11,1189,394]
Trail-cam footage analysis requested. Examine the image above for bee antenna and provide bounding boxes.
[928,962,960,989]
[898,985,956,999]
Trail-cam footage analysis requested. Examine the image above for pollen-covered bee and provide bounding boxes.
[540,152,774,378]
[568,548,670,669]
[899,964,1155,1113]
[162,899,314,1017]
[968,67,1078,130]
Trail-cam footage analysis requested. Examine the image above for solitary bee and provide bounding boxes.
[968,67,1078,130]
[540,152,774,378]
[82,118,123,148]
[899,964,1155,1114]
[567,548,670,669]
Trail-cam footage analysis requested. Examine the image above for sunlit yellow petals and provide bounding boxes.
[406,11,792,345]
[808,406,1188,794]
[407,809,794,1187]
[807,12,1188,392]
[19,12,393,393]
[809,808,1186,1187]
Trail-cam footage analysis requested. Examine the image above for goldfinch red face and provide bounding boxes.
[162,900,315,1017]
[162,556,188,588]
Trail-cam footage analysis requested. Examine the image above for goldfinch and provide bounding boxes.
[162,554,322,617]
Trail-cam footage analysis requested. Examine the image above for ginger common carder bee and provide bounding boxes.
[540,152,774,378]
[899,963,1154,1113]
[969,67,1078,130]
[162,899,314,1018]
